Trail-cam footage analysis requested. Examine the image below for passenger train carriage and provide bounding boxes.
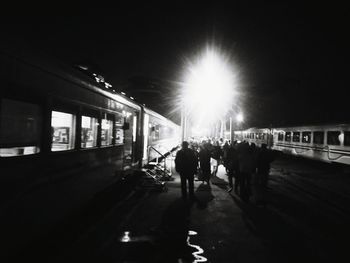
[234,124,350,165]
[0,47,180,254]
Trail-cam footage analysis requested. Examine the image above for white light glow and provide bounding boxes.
[236,113,243,123]
[182,47,236,125]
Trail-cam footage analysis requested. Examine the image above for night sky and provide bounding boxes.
[2,2,349,128]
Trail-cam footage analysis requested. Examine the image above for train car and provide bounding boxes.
[233,127,273,148]
[235,124,350,165]
[142,108,180,164]
[0,47,180,254]
[271,124,350,165]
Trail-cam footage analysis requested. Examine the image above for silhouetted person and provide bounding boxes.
[199,142,211,184]
[211,140,222,177]
[175,141,198,198]
[226,141,239,193]
[238,142,257,201]
[222,141,230,173]
[255,143,275,205]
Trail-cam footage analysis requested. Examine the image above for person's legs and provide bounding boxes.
[227,170,233,192]
[234,170,241,194]
[180,174,187,198]
[188,174,194,197]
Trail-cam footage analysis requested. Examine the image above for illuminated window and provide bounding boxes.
[285,132,291,142]
[101,117,113,146]
[327,131,340,145]
[344,132,350,146]
[302,132,311,143]
[292,132,300,142]
[278,132,284,141]
[313,131,324,144]
[0,99,42,157]
[81,116,98,148]
[51,111,76,151]
[115,114,124,145]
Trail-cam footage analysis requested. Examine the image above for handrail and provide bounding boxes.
[147,146,168,178]
[148,146,166,159]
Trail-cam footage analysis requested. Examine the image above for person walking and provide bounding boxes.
[226,141,239,193]
[198,142,211,184]
[255,143,274,205]
[238,142,257,201]
[175,141,198,199]
[222,141,230,174]
[211,140,222,177]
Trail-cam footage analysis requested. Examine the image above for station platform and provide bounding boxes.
[7,154,348,263]
[49,156,336,263]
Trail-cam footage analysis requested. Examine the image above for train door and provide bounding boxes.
[122,110,139,169]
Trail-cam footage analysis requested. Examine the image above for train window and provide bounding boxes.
[302,132,311,143]
[313,131,324,144]
[101,117,113,146]
[251,133,254,139]
[0,99,42,157]
[292,132,300,142]
[278,132,284,141]
[51,111,76,151]
[344,132,350,146]
[327,131,340,145]
[81,116,98,148]
[285,132,291,142]
[115,114,124,145]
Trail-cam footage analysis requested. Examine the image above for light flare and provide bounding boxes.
[182,47,236,126]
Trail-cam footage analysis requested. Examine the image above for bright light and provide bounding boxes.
[236,112,243,123]
[182,47,236,126]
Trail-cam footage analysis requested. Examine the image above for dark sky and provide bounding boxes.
[2,2,349,127]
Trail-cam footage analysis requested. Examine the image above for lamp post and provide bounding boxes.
[181,106,186,142]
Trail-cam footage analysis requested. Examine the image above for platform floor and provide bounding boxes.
[48,156,344,263]
[9,155,348,263]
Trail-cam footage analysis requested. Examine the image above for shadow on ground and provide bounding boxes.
[194,183,214,209]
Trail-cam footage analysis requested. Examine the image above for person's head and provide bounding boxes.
[182,141,189,149]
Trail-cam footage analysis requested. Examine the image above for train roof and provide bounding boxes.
[0,45,141,111]
[144,107,179,128]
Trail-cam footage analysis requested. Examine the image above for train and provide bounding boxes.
[233,124,350,165]
[0,47,180,254]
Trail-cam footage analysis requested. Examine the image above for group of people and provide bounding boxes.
[175,138,275,204]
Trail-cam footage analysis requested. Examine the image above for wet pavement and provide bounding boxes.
[11,155,350,263]
[51,160,303,263]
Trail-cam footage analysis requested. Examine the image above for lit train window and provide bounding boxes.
[101,117,113,146]
[278,132,284,141]
[302,132,311,143]
[115,114,124,145]
[81,116,98,148]
[313,131,324,144]
[292,132,300,142]
[327,131,340,146]
[285,132,291,142]
[344,132,350,146]
[51,111,76,151]
[0,99,42,157]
